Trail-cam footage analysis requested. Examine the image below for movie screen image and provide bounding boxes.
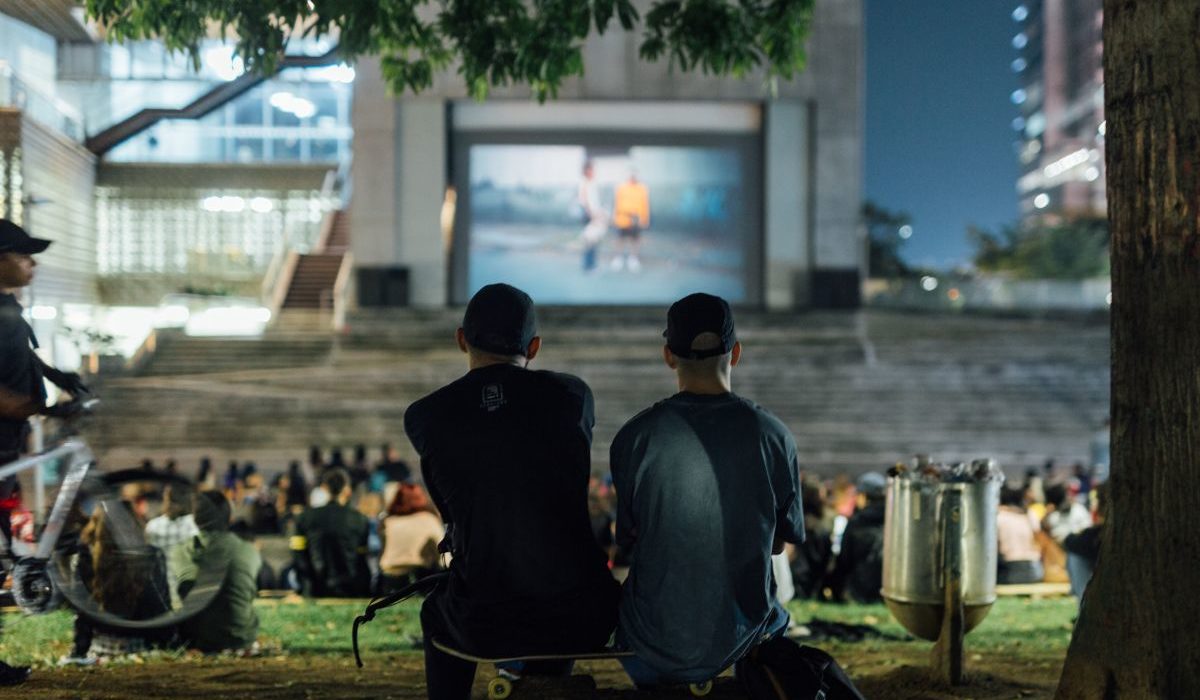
[461,143,758,305]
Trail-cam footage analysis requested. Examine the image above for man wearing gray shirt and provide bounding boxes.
[610,293,805,687]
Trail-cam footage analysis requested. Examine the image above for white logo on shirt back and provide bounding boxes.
[481,384,506,412]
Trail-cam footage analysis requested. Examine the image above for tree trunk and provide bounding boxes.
[1056,1,1200,697]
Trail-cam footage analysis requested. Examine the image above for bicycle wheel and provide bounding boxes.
[43,467,230,631]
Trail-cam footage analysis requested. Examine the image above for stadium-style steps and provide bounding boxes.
[86,310,1109,476]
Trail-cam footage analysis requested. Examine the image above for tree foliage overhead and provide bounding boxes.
[85,0,815,101]
[969,216,1109,280]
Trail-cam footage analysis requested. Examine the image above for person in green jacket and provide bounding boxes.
[172,490,261,652]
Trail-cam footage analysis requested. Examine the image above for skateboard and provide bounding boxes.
[430,639,716,699]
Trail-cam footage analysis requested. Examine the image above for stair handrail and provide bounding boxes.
[268,250,303,319]
[332,252,355,332]
[312,206,339,254]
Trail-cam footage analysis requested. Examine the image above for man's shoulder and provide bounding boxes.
[731,395,794,442]
[529,369,591,401]
[613,398,677,444]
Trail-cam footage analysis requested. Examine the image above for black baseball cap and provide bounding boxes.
[664,293,737,359]
[462,283,538,355]
[0,219,51,255]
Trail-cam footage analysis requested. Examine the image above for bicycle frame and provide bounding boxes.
[0,439,94,560]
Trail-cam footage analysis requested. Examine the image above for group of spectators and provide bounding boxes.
[995,462,1108,598]
[56,441,445,662]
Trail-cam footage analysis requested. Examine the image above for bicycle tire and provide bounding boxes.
[46,467,231,631]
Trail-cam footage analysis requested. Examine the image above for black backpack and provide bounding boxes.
[736,637,867,700]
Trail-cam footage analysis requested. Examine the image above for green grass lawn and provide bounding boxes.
[0,595,1076,669]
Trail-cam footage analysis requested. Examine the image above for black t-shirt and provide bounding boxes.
[0,293,43,455]
[404,363,618,654]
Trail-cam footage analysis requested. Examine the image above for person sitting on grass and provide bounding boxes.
[404,283,619,700]
[609,293,805,688]
[827,471,888,604]
[376,482,445,593]
[172,490,261,653]
[997,485,1045,584]
[290,468,372,597]
[73,502,176,659]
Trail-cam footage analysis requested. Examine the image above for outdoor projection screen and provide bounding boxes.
[450,102,764,305]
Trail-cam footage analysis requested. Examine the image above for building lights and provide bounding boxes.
[1033,193,1050,209]
[1012,5,1029,21]
[1085,167,1101,182]
[1011,89,1027,105]
[201,195,247,213]
[1011,117,1026,131]
[308,64,356,84]
[1012,33,1028,49]
[898,225,913,240]
[1011,57,1027,73]
[250,197,275,213]
[270,92,317,119]
[920,276,939,292]
[203,46,244,81]
[1042,148,1091,178]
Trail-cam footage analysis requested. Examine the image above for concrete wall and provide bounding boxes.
[0,110,98,305]
[349,0,863,309]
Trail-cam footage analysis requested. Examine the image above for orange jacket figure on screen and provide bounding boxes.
[614,175,650,230]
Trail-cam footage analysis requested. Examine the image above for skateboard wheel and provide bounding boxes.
[688,680,713,697]
[488,677,514,699]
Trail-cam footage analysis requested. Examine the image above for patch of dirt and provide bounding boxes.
[15,646,1064,699]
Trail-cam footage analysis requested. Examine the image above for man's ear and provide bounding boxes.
[730,341,742,367]
[525,336,541,363]
[456,328,468,354]
[662,345,678,370]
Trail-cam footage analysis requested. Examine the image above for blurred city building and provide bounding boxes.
[1010,0,1106,221]
[0,0,862,380]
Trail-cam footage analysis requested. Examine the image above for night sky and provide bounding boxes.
[865,0,1021,270]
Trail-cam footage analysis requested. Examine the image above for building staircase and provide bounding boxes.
[280,211,349,311]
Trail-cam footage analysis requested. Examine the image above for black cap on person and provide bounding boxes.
[663,293,737,359]
[0,219,51,255]
[462,283,538,356]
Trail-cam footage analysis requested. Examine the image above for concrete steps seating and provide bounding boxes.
[87,310,1110,476]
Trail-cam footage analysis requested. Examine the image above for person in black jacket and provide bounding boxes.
[827,472,887,604]
[0,220,89,685]
[790,477,834,599]
[290,468,371,597]
[404,284,619,700]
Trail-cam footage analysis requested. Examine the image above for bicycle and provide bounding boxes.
[1,400,229,633]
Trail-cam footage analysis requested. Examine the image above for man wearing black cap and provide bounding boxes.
[403,283,619,699]
[609,292,805,687]
[0,219,88,686]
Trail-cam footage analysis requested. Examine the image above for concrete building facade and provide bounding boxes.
[350,0,864,310]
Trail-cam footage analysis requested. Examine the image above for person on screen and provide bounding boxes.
[578,160,608,272]
[405,283,619,699]
[612,170,650,272]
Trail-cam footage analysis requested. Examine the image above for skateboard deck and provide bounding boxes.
[430,639,714,699]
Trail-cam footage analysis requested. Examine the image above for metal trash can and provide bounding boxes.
[882,467,1002,641]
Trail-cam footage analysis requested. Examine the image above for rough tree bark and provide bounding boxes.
[1056,0,1200,697]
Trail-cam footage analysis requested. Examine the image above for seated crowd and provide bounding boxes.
[44,284,1103,700]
